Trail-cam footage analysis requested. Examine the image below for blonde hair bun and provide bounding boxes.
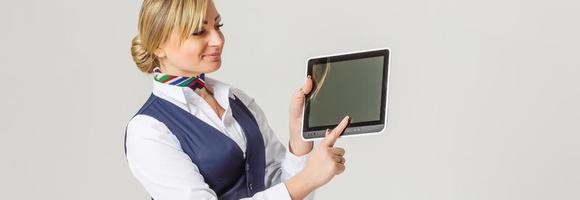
[131,35,157,73]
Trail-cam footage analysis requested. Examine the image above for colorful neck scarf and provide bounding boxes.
[153,67,206,90]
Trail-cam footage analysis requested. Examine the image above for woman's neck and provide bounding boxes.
[196,87,213,99]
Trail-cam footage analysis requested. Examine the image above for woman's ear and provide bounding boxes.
[154,47,166,59]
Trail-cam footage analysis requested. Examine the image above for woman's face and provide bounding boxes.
[155,1,224,76]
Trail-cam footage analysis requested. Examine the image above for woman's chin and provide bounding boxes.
[203,62,221,73]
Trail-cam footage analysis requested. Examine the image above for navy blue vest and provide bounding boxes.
[124,94,266,200]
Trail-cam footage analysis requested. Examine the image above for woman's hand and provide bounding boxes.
[285,116,350,199]
[288,75,314,156]
[301,116,349,186]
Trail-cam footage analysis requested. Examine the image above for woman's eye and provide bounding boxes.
[191,23,223,36]
[192,29,206,36]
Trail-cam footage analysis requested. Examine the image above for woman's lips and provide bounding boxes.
[203,53,221,61]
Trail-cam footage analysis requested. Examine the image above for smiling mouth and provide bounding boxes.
[203,52,221,56]
[202,53,221,61]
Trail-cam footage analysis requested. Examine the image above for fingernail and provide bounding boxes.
[343,116,350,122]
[307,75,311,79]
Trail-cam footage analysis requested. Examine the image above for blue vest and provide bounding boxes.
[124,94,266,200]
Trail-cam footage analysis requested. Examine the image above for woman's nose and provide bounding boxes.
[208,30,224,47]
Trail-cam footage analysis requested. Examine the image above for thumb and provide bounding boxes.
[320,116,350,147]
[301,75,313,95]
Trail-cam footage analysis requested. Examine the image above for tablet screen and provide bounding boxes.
[303,49,389,139]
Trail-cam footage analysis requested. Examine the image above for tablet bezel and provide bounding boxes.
[301,48,390,141]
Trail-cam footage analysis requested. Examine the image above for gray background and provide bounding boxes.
[1,0,579,199]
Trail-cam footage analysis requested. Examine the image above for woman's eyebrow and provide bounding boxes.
[203,15,221,24]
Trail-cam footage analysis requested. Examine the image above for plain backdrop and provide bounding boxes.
[1,0,579,199]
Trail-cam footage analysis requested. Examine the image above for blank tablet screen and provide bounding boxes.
[309,56,383,126]
[304,48,389,136]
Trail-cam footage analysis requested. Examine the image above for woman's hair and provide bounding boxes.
[309,63,331,101]
[131,0,209,73]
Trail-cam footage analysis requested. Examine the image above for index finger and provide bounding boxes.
[321,116,351,147]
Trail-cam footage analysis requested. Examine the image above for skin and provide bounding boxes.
[153,1,350,199]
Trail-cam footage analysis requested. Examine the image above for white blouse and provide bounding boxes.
[125,77,315,200]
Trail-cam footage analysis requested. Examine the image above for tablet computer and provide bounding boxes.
[301,48,390,141]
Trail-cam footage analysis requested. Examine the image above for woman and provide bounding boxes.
[125,0,350,199]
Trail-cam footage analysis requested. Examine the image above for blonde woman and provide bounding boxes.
[124,0,350,199]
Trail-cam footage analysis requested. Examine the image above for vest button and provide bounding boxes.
[245,163,250,171]
[248,183,253,190]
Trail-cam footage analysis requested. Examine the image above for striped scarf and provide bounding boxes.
[153,67,206,90]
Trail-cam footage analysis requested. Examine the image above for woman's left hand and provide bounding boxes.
[288,75,314,156]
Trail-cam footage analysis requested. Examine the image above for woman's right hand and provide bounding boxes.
[302,115,350,187]
[285,115,351,199]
